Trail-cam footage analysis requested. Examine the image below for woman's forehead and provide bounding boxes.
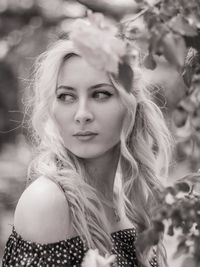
[57,55,111,88]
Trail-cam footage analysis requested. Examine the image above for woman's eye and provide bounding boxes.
[93,91,112,100]
[57,93,75,103]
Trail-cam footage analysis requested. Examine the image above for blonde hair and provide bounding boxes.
[26,39,172,266]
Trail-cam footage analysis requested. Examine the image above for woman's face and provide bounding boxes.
[53,55,126,159]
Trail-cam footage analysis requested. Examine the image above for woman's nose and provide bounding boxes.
[74,102,94,125]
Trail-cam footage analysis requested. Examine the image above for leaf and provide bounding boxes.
[160,2,178,19]
[175,117,193,139]
[166,186,176,196]
[177,234,187,243]
[152,220,165,232]
[182,66,194,88]
[161,32,187,70]
[171,208,182,227]
[172,107,188,127]
[135,228,160,252]
[191,115,200,130]
[177,172,200,186]
[135,229,152,252]
[167,224,174,236]
[179,96,196,114]
[77,0,140,21]
[148,229,160,246]
[145,0,158,6]
[117,56,133,92]
[175,182,190,193]
[173,240,189,260]
[169,14,198,37]
[186,12,200,29]
[143,53,157,70]
[177,138,194,157]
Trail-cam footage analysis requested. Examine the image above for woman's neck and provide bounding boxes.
[82,144,120,201]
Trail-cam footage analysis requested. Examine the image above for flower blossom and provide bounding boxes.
[165,193,175,205]
[81,249,117,267]
[70,11,126,74]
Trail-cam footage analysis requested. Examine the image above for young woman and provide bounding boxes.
[2,37,172,267]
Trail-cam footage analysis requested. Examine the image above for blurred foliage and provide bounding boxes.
[136,172,200,267]
[118,0,200,171]
[0,61,20,147]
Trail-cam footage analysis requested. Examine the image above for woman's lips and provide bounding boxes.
[73,132,98,141]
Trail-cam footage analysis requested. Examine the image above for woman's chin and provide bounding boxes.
[68,147,107,160]
[75,151,103,160]
[70,144,120,160]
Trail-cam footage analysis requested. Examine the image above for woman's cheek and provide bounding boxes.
[52,103,68,133]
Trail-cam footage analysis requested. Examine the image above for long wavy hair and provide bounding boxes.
[26,39,173,266]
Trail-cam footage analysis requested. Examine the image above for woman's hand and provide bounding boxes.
[81,249,117,267]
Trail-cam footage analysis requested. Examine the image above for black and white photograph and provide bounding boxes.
[0,0,200,266]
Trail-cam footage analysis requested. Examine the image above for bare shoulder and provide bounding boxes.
[14,176,72,244]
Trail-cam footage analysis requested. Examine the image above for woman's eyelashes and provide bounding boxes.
[57,93,75,103]
[92,90,113,100]
[57,90,113,103]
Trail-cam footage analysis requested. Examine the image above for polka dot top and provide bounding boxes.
[2,225,158,267]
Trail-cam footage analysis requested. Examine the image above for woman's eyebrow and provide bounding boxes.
[56,83,114,91]
[56,85,74,91]
[90,83,114,89]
